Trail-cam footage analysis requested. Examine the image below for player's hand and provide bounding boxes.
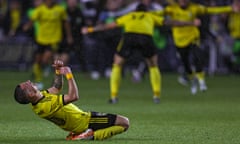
[52,59,64,69]
[232,1,240,12]
[193,19,201,27]
[67,35,73,45]
[81,27,89,35]
[59,66,72,75]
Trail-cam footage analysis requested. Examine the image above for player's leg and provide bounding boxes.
[177,47,197,94]
[32,44,46,89]
[146,54,161,103]
[91,112,129,140]
[92,114,129,140]
[42,47,53,77]
[68,112,129,140]
[109,54,125,103]
[192,44,207,92]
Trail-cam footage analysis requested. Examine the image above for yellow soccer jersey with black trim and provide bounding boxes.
[31,90,91,133]
[116,11,164,36]
[31,4,67,45]
[159,3,232,48]
[228,13,240,39]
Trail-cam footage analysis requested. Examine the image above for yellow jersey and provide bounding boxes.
[31,90,91,133]
[31,4,67,45]
[228,13,240,39]
[156,3,232,48]
[116,11,164,36]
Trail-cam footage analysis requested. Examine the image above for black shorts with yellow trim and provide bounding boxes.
[88,112,117,131]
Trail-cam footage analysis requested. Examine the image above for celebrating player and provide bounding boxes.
[154,0,240,94]
[82,3,200,103]
[14,59,129,140]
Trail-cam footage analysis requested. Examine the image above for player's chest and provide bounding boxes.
[39,8,62,21]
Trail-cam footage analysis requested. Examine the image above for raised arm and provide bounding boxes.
[81,22,118,34]
[60,66,79,104]
[164,18,201,27]
[47,60,64,94]
[48,60,79,104]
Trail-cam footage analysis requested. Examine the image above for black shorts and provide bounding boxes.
[116,33,157,59]
[88,112,117,131]
[35,43,60,54]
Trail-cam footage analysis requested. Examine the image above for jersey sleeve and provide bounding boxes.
[195,4,232,15]
[206,6,232,14]
[115,14,130,26]
[151,13,164,26]
[30,7,40,21]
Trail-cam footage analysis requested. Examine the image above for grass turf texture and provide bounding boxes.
[0,71,240,144]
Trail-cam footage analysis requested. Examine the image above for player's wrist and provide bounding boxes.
[55,69,61,75]
[65,73,73,80]
[87,27,94,33]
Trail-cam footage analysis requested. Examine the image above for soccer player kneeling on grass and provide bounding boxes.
[14,59,129,140]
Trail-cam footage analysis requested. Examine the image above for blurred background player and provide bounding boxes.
[14,59,129,141]
[111,0,164,82]
[57,0,86,71]
[23,0,73,89]
[83,3,163,104]
[154,0,239,94]
[227,0,240,73]
[82,3,199,104]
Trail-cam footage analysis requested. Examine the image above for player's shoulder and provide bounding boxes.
[34,4,45,11]
[53,4,66,11]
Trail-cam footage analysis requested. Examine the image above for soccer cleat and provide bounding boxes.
[190,78,198,95]
[177,75,189,86]
[153,97,160,104]
[108,98,118,104]
[67,129,94,140]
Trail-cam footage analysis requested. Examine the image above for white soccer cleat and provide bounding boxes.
[178,75,189,86]
[191,78,198,95]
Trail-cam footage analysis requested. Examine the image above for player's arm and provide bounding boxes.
[197,3,239,15]
[152,13,201,27]
[81,22,118,34]
[164,19,201,27]
[22,20,34,32]
[47,60,64,94]
[60,66,79,104]
[205,6,233,14]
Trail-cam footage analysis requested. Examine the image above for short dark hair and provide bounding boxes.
[14,85,30,104]
[136,3,148,12]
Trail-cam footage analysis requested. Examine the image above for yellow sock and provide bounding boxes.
[94,126,125,140]
[149,66,161,98]
[33,63,42,82]
[110,64,121,99]
[195,71,205,81]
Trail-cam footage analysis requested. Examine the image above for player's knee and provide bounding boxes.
[116,115,130,131]
[124,117,130,131]
[122,116,130,131]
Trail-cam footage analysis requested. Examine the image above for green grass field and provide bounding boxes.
[0,71,240,144]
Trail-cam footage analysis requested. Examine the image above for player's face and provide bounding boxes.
[19,80,38,96]
[177,0,190,8]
